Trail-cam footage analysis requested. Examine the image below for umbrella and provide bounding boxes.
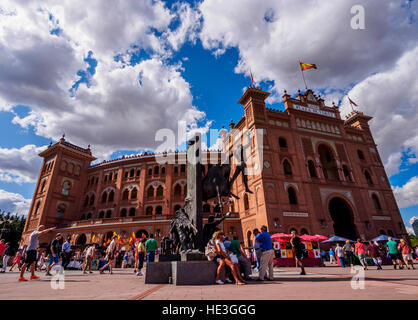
[314,234,329,241]
[321,236,354,243]
[300,234,319,241]
[271,233,292,240]
[371,235,400,242]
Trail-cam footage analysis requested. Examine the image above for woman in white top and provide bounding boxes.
[213,231,246,285]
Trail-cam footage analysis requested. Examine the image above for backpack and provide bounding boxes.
[205,239,217,261]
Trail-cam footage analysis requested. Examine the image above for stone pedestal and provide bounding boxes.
[157,254,181,262]
[144,262,172,284]
[171,261,225,285]
[180,251,207,261]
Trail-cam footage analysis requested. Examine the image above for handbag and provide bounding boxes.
[205,240,217,261]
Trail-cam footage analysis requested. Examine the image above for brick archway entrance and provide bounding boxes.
[329,197,359,240]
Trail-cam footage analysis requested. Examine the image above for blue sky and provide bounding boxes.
[0,0,417,233]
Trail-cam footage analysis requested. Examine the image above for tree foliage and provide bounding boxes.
[0,210,26,249]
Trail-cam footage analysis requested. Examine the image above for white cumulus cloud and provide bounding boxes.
[0,189,31,215]
[392,177,418,209]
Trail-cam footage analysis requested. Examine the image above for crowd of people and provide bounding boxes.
[1,225,416,285]
[325,237,416,270]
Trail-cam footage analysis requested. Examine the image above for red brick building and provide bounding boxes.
[20,87,407,247]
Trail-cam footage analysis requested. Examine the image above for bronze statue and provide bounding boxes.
[228,131,253,194]
[169,207,198,253]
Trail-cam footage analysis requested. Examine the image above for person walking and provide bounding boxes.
[368,241,382,270]
[290,231,306,274]
[329,247,336,264]
[82,244,96,274]
[252,228,262,270]
[45,233,63,276]
[0,240,6,263]
[386,237,404,269]
[136,238,146,276]
[61,236,71,270]
[229,235,252,280]
[354,239,368,270]
[1,243,15,273]
[343,240,355,268]
[99,235,117,274]
[398,239,415,270]
[256,225,274,281]
[145,234,158,263]
[18,225,56,281]
[334,243,345,268]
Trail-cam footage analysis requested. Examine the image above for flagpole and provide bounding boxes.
[299,60,308,90]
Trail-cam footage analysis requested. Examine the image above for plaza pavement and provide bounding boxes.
[0,264,416,300]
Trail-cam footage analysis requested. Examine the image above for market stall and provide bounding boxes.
[271,233,326,267]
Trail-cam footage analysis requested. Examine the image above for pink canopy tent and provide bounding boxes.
[300,234,319,241]
[271,233,292,241]
[313,234,329,241]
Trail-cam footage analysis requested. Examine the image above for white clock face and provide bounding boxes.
[264,161,270,168]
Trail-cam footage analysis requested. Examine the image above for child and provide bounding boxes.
[9,250,22,272]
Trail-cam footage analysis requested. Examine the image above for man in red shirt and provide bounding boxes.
[0,239,6,258]
[398,239,415,270]
[354,238,368,270]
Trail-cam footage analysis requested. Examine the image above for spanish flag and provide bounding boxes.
[300,61,317,71]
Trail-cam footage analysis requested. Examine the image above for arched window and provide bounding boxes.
[180,164,186,173]
[124,171,129,178]
[67,163,73,174]
[40,180,46,193]
[84,195,89,207]
[244,193,249,211]
[107,191,114,202]
[122,189,129,200]
[318,145,339,181]
[99,211,105,219]
[379,229,387,235]
[57,204,66,218]
[60,161,67,171]
[148,168,152,176]
[343,165,352,182]
[357,150,365,160]
[34,202,40,215]
[61,181,71,196]
[147,186,154,198]
[146,207,153,215]
[372,194,382,210]
[307,160,317,178]
[87,212,92,220]
[105,210,112,218]
[174,184,182,196]
[136,169,141,177]
[387,230,394,237]
[174,166,178,174]
[156,185,163,197]
[109,172,113,181]
[364,170,373,185]
[278,137,287,148]
[161,167,166,175]
[300,228,309,235]
[283,159,292,175]
[74,165,80,176]
[120,208,127,217]
[130,169,134,177]
[203,204,211,213]
[89,193,95,205]
[129,208,136,216]
[155,206,163,215]
[104,175,108,182]
[80,214,86,220]
[154,166,159,175]
[174,205,181,212]
[131,188,137,200]
[288,187,298,205]
[289,227,297,234]
[101,191,108,203]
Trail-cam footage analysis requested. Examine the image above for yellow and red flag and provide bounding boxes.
[300,61,317,71]
[132,232,137,242]
[91,234,96,243]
